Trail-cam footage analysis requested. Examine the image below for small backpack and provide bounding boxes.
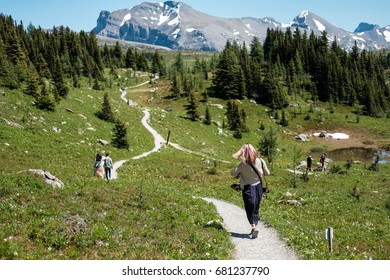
[104,157,113,168]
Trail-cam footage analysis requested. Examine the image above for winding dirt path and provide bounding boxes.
[111,85,228,179]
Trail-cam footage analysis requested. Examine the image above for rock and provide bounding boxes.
[295,134,308,141]
[210,104,224,110]
[27,169,64,189]
[97,139,109,146]
[1,117,23,129]
[287,200,301,206]
[212,120,222,127]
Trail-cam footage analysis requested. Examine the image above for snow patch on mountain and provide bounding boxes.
[121,13,131,26]
[172,28,180,38]
[168,15,180,26]
[300,11,309,18]
[384,30,390,42]
[313,18,325,31]
[352,35,365,42]
[245,23,253,31]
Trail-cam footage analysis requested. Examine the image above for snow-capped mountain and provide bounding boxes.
[92,1,390,51]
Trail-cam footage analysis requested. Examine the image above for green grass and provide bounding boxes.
[0,68,389,260]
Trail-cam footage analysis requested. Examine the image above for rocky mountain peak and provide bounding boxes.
[92,1,390,52]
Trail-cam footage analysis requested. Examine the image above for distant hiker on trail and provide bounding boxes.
[307,155,313,171]
[231,143,270,239]
[319,154,326,171]
[103,152,113,180]
[94,153,104,179]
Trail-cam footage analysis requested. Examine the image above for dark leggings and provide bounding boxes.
[242,182,263,225]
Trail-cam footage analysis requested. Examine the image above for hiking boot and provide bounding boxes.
[251,229,259,239]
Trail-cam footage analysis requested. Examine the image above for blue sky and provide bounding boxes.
[2,0,390,33]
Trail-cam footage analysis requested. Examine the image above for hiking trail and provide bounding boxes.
[111,79,298,260]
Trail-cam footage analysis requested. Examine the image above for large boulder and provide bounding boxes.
[27,169,64,189]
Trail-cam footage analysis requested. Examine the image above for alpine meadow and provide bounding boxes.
[0,13,390,261]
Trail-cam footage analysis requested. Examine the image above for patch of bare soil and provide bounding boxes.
[307,129,379,150]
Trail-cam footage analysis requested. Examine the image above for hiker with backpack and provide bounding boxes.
[103,152,113,180]
[231,143,270,239]
[94,153,105,179]
[319,154,326,171]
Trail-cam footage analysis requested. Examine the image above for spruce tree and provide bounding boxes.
[52,55,69,101]
[204,106,212,125]
[35,81,55,111]
[95,93,115,123]
[184,92,200,121]
[259,127,278,164]
[24,66,39,97]
[112,120,129,149]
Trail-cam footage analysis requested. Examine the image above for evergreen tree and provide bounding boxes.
[211,42,243,100]
[225,100,241,131]
[184,92,200,121]
[51,55,69,101]
[112,41,123,67]
[35,81,55,111]
[171,74,181,99]
[204,106,212,125]
[259,127,278,164]
[151,50,165,77]
[112,120,129,149]
[95,93,116,122]
[279,110,289,126]
[24,66,39,97]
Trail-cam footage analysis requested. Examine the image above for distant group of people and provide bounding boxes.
[306,154,327,171]
[94,152,113,180]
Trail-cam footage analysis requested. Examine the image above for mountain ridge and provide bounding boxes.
[92,1,390,51]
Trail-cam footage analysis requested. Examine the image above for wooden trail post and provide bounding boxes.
[166,130,171,145]
[326,227,334,252]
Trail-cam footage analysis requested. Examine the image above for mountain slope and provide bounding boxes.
[92,1,390,51]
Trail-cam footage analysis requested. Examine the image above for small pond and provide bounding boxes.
[311,147,389,164]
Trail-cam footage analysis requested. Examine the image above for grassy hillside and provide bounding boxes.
[0,67,389,260]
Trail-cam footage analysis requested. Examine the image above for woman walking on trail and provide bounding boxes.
[231,143,270,239]
[93,153,105,179]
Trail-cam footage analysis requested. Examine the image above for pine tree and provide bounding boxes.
[124,47,135,69]
[279,110,289,127]
[239,108,249,133]
[225,100,241,131]
[112,41,123,68]
[35,81,55,111]
[112,120,129,149]
[151,50,165,77]
[210,41,243,100]
[259,127,278,164]
[24,66,39,97]
[171,74,181,99]
[204,106,212,125]
[95,93,115,122]
[184,92,200,121]
[52,55,69,101]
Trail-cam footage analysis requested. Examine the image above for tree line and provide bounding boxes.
[0,14,165,111]
[209,28,390,117]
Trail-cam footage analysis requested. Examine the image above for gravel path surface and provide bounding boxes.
[202,197,299,260]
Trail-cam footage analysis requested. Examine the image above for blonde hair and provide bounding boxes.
[232,143,259,165]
